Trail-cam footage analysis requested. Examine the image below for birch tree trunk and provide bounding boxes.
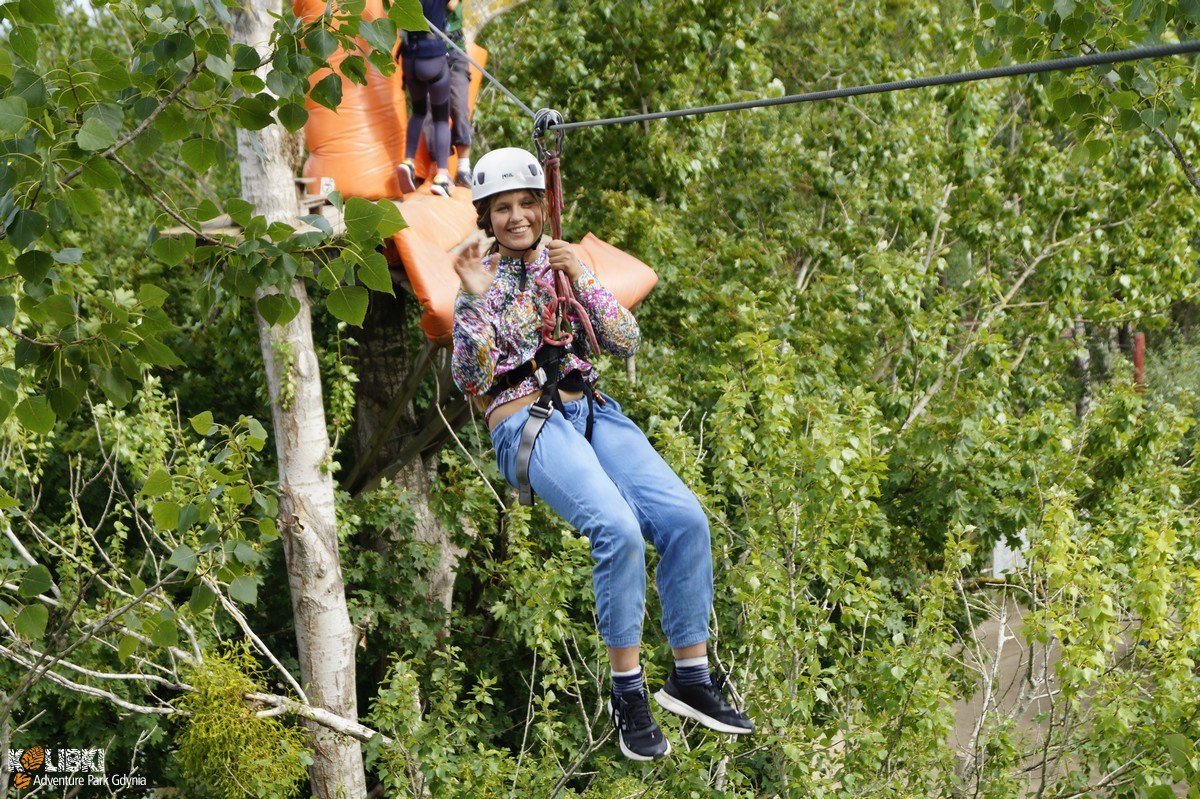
[233,3,366,797]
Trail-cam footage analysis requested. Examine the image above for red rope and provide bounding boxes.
[540,154,601,354]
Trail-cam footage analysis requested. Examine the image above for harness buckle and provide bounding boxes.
[528,401,553,420]
[533,366,548,387]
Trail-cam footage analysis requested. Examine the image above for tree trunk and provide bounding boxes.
[233,3,366,797]
[353,291,461,617]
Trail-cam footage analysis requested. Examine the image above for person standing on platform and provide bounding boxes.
[397,0,454,196]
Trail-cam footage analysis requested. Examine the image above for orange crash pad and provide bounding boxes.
[390,188,659,344]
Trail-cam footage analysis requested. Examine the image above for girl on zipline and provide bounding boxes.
[450,147,753,761]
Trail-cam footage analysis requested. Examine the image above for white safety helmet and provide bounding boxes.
[471,147,545,203]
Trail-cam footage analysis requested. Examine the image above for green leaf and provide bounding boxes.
[205,52,234,83]
[141,468,173,498]
[1085,138,1110,160]
[310,73,343,112]
[47,386,82,420]
[257,292,301,326]
[81,157,121,189]
[340,55,368,86]
[138,284,170,308]
[150,618,178,648]
[234,94,275,130]
[67,188,103,218]
[233,540,259,564]
[152,500,180,531]
[1166,733,1193,771]
[344,196,385,240]
[180,138,223,174]
[228,576,257,606]
[1140,108,1167,129]
[18,565,53,598]
[76,117,117,151]
[232,43,262,71]
[0,96,29,135]
[189,584,216,614]
[376,199,407,237]
[304,28,339,61]
[14,604,48,639]
[1104,89,1132,109]
[100,367,132,408]
[390,1,430,30]
[13,68,48,110]
[152,233,196,267]
[10,27,38,64]
[150,104,188,145]
[327,285,369,326]
[277,102,308,133]
[132,337,183,368]
[15,395,55,435]
[52,248,82,264]
[0,296,13,328]
[118,634,139,662]
[7,209,47,251]
[358,251,395,294]
[15,250,52,283]
[360,18,398,54]
[190,411,216,435]
[168,544,197,573]
[17,0,57,24]
[1053,0,1075,17]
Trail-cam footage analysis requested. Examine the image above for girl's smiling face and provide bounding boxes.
[489,189,544,257]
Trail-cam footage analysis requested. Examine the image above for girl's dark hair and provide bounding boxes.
[474,190,548,255]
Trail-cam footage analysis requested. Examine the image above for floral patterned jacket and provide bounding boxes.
[451,246,640,423]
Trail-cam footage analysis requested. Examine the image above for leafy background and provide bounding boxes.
[1,0,1199,797]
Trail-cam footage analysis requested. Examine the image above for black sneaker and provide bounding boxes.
[608,688,671,761]
[654,671,755,735]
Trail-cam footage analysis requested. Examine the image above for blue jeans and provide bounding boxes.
[491,394,713,650]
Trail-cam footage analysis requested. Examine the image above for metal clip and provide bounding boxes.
[528,401,553,420]
[533,366,548,387]
[533,108,565,161]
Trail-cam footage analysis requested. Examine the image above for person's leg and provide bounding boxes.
[396,55,426,194]
[413,57,452,177]
[489,404,669,760]
[569,395,755,735]
[571,395,713,650]
[491,407,647,654]
[401,56,428,161]
[447,51,473,184]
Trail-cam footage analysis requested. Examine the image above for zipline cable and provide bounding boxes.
[424,21,537,119]
[549,40,1200,132]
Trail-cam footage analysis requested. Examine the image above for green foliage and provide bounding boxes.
[175,645,311,799]
[2,0,1199,795]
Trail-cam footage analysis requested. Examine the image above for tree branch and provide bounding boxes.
[59,59,206,187]
[200,574,310,704]
[247,693,392,745]
[0,643,178,717]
